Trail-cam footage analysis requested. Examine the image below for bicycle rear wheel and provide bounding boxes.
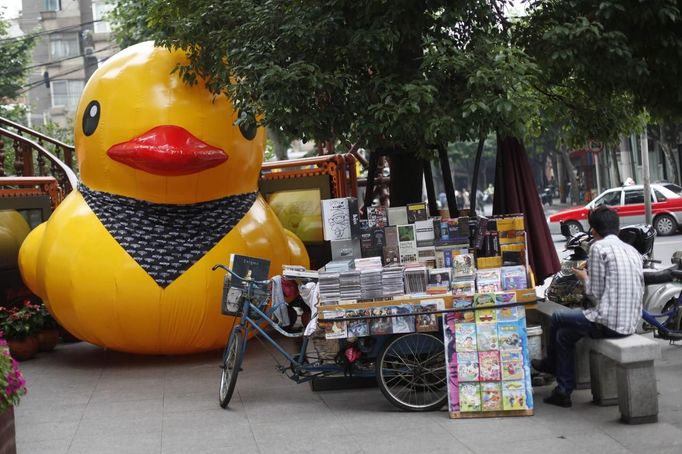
[376,332,447,411]
[219,326,244,408]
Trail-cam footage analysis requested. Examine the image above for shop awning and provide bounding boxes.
[493,136,560,284]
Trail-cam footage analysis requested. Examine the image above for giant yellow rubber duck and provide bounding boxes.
[19,41,309,354]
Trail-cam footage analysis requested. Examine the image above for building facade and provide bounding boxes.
[18,0,118,128]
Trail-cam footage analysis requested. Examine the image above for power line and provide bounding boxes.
[0,43,118,79]
[0,19,104,46]
[17,44,118,95]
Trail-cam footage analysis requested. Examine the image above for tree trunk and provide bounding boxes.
[656,125,681,185]
[609,143,622,186]
[558,145,579,204]
[266,126,289,160]
[388,150,425,206]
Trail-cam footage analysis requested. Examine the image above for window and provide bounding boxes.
[654,189,668,202]
[93,2,113,33]
[594,190,621,207]
[624,190,644,205]
[44,0,61,11]
[50,34,79,58]
[664,183,682,195]
[51,80,84,109]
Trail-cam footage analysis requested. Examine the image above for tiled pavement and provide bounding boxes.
[13,331,682,454]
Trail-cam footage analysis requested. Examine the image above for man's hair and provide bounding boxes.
[588,206,619,237]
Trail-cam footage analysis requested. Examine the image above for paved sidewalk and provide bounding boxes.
[13,332,682,454]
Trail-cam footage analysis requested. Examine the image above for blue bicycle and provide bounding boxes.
[212,264,448,411]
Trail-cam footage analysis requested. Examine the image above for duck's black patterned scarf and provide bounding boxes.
[79,184,257,288]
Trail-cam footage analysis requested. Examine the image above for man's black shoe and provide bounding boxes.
[531,359,554,375]
[543,387,572,408]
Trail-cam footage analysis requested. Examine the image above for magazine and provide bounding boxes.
[369,307,393,335]
[230,254,271,293]
[454,323,477,352]
[500,349,525,381]
[476,323,499,351]
[392,306,416,333]
[459,382,482,412]
[481,382,503,411]
[478,351,501,381]
[502,380,528,410]
[414,301,442,332]
[457,351,480,382]
[346,309,370,337]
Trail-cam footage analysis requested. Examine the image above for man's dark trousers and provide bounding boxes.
[547,309,627,395]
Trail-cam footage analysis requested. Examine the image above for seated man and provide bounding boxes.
[533,206,644,407]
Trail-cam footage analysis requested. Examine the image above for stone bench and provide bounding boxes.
[532,300,661,424]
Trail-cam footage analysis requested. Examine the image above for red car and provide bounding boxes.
[547,183,682,237]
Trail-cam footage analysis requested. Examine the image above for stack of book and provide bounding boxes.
[325,259,354,272]
[404,264,428,294]
[381,265,405,297]
[339,270,362,301]
[318,272,341,305]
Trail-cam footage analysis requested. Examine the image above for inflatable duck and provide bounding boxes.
[19,41,309,354]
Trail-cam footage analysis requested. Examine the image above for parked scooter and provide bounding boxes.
[546,222,682,335]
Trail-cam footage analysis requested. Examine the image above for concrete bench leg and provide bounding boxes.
[575,338,591,389]
[589,351,618,406]
[616,360,658,424]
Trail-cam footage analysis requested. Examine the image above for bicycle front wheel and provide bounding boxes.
[376,332,447,411]
[219,326,244,408]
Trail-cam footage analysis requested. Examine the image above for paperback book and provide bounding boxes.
[476,268,502,293]
[387,206,408,226]
[455,323,477,352]
[321,197,360,241]
[414,300,443,332]
[457,351,480,382]
[427,268,451,294]
[475,308,496,324]
[502,380,528,410]
[453,294,474,309]
[481,382,503,411]
[397,224,418,263]
[451,310,476,324]
[501,265,528,290]
[406,202,428,223]
[497,305,524,323]
[453,253,476,277]
[478,350,501,381]
[452,280,476,295]
[500,349,525,380]
[476,323,499,351]
[498,322,524,350]
[366,206,388,228]
[459,383,482,412]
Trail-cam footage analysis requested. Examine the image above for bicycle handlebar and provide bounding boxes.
[211,263,271,286]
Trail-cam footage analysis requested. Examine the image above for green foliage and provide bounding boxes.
[0,16,36,102]
[111,0,540,156]
[0,337,27,412]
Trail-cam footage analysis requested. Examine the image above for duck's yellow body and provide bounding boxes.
[19,42,308,354]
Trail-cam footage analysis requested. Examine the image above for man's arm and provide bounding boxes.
[584,244,606,300]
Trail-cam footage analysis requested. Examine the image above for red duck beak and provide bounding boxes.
[107,125,227,176]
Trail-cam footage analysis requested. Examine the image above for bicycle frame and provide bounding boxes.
[641,289,682,339]
[215,265,374,383]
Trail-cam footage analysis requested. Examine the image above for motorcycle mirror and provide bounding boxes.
[560,222,571,238]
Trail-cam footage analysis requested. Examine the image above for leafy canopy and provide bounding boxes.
[110,0,544,155]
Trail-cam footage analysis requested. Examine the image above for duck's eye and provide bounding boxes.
[82,100,100,136]
[237,110,257,141]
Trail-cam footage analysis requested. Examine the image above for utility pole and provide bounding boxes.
[641,130,653,225]
[79,0,98,82]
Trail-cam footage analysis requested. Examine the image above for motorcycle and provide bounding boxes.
[540,186,554,206]
[546,221,682,336]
